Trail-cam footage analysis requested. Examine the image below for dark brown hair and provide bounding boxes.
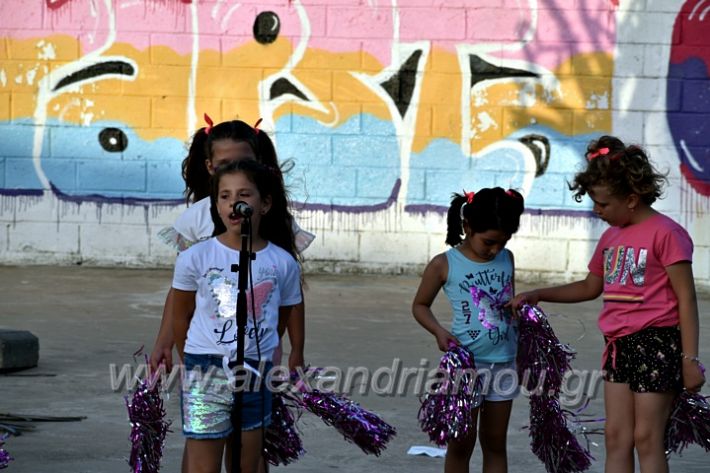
[446,187,525,247]
[570,135,667,204]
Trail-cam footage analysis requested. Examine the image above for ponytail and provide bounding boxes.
[446,194,467,246]
[181,128,210,203]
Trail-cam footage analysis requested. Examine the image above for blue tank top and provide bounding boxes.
[443,247,518,363]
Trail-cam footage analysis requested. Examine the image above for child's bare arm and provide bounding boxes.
[150,288,176,371]
[667,262,705,392]
[172,289,196,361]
[281,302,304,371]
[512,272,603,307]
[412,254,457,351]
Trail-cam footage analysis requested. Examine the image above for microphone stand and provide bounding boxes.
[230,216,253,473]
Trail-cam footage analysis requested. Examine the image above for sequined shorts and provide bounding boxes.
[180,353,273,439]
[602,326,682,393]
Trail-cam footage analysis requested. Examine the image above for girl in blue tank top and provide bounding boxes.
[413,187,525,473]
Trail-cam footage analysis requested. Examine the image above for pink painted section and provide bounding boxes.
[308,0,615,69]
[1,0,616,70]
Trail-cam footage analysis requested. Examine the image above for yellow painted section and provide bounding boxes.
[0,38,8,59]
[0,93,9,119]
[7,35,79,61]
[2,34,612,151]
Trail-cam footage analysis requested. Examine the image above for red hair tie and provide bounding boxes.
[506,189,521,198]
[460,190,475,222]
[253,118,263,135]
[463,190,475,204]
[203,113,214,135]
[588,147,609,160]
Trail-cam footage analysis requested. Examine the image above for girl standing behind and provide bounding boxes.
[173,159,303,473]
[413,187,525,473]
[512,135,705,473]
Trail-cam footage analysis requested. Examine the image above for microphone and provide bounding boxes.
[231,201,253,218]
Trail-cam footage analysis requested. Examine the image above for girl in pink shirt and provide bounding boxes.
[512,135,704,473]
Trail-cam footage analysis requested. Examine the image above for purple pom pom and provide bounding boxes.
[263,392,305,465]
[418,345,481,446]
[528,396,594,473]
[0,434,13,469]
[300,390,396,456]
[665,391,710,455]
[125,377,171,473]
[517,305,576,396]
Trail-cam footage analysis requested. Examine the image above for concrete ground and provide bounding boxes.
[1,266,708,473]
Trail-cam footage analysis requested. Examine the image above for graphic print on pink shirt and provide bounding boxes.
[603,245,647,302]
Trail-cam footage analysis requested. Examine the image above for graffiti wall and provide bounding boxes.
[0,0,708,287]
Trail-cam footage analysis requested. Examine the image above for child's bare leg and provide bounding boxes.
[478,400,512,473]
[634,392,674,473]
[603,381,635,473]
[185,438,224,473]
[445,407,480,473]
[223,429,263,473]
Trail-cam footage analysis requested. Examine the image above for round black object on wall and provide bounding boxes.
[253,11,280,44]
[99,127,128,153]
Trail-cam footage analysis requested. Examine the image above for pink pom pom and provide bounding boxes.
[125,376,171,473]
[300,390,396,456]
[418,345,481,446]
[665,391,710,455]
[263,392,305,465]
[0,434,13,469]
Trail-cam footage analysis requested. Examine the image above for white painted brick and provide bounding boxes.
[643,112,675,145]
[0,193,54,223]
[693,246,709,281]
[689,214,710,248]
[643,44,672,77]
[506,238,568,272]
[7,221,79,255]
[400,209,447,235]
[644,0,684,13]
[304,230,359,262]
[517,213,606,241]
[292,208,333,233]
[427,232,448,260]
[79,223,150,264]
[614,44,645,77]
[360,231,429,265]
[615,78,671,112]
[615,12,677,44]
[0,223,8,253]
[567,240,597,273]
[617,0,647,11]
[612,111,644,144]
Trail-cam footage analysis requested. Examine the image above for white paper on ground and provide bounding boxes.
[406,446,447,457]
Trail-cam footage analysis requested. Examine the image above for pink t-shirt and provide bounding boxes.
[588,213,693,339]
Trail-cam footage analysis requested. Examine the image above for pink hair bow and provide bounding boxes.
[253,118,263,135]
[204,113,214,135]
[587,147,609,160]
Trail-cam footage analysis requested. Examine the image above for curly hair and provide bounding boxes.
[569,135,667,205]
[210,159,297,260]
[446,187,525,247]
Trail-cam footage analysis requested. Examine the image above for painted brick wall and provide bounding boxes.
[0,0,708,290]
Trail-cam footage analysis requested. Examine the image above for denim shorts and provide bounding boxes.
[180,353,273,439]
[475,360,520,405]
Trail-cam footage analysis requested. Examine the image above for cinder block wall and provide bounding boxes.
[0,0,708,290]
